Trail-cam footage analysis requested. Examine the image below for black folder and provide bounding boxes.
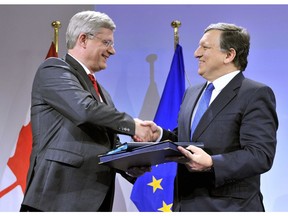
[98,141,203,172]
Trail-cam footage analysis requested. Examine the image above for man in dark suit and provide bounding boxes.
[20,10,153,212]
[151,22,278,211]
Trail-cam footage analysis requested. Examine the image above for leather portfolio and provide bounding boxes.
[98,141,203,171]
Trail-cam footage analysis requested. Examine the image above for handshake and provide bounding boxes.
[133,118,162,142]
[125,119,163,177]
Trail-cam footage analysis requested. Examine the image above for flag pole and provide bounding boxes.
[51,21,61,54]
[171,20,191,86]
[171,20,181,50]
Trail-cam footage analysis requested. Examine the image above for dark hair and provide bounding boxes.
[205,23,250,71]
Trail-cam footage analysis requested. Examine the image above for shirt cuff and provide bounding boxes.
[155,126,163,142]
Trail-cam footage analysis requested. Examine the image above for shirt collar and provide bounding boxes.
[68,53,92,76]
[210,70,241,92]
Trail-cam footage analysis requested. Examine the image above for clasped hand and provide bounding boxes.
[125,119,160,177]
[133,118,161,142]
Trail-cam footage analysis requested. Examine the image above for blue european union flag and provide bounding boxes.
[130,44,186,212]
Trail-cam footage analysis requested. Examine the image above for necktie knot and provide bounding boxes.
[88,74,96,84]
[206,83,215,92]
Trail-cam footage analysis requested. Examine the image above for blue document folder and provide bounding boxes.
[98,141,203,172]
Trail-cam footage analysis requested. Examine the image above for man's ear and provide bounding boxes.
[78,33,89,48]
[224,48,236,64]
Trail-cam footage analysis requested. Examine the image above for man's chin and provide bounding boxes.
[100,64,107,70]
[95,65,107,72]
[198,70,204,76]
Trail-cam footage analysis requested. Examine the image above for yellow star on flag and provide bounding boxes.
[147,176,163,193]
[158,201,173,212]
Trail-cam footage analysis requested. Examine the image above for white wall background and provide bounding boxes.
[0,4,287,212]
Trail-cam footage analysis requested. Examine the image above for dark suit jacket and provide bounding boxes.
[163,72,278,211]
[22,54,135,211]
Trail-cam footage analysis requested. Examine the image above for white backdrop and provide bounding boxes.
[0,4,287,212]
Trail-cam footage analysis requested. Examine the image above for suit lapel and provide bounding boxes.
[95,82,108,104]
[192,72,244,140]
[65,54,104,103]
[178,84,205,141]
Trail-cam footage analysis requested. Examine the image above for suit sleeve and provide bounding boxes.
[161,128,178,141]
[212,85,278,188]
[34,60,135,136]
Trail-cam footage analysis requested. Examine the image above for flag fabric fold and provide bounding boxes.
[46,41,58,59]
[0,41,58,211]
[130,44,186,212]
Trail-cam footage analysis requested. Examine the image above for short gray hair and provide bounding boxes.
[66,10,116,49]
[205,22,250,71]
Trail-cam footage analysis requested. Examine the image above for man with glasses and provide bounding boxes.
[20,10,153,212]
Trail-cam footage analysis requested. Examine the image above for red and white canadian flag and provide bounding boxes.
[0,42,57,211]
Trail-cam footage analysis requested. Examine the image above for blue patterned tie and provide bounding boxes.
[191,83,214,138]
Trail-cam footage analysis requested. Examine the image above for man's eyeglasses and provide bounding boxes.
[88,34,114,48]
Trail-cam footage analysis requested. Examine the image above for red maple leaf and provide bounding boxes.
[0,123,32,198]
